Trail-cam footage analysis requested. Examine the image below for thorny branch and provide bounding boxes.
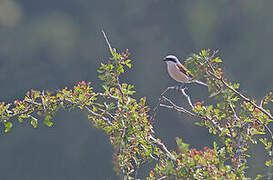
[102,29,126,154]
[203,55,273,149]
[151,51,273,170]
[204,55,273,120]
[152,85,194,121]
[159,95,225,137]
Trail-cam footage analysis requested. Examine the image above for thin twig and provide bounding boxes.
[160,96,196,116]
[149,136,176,161]
[260,96,266,107]
[180,88,194,109]
[151,86,176,121]
[24,99,40,105]
[101,30,123,96]
[140,144,159,161]
[95,92,119,100]
[97,107,116,120]
[158,176,167,180]
[161,86,176,96]
[229,103,239,121]
[160,95,226,137]
[6,108,35,119]
[119,119,126,155]
[190,79,208,87]
[101,30,113,52]
[58,93,114,125]
[116,76,124,97]
[84,105,114,125]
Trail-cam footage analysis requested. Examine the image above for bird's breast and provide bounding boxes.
[167,63,189,83]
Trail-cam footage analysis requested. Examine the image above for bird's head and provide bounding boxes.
[163,55,179,65]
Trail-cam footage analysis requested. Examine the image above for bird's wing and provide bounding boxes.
[176,63,193,78]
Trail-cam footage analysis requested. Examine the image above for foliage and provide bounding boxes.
[0,42,272,179]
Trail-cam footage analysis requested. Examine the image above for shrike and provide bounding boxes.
[163,55,208,87]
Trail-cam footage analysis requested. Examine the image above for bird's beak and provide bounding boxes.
[163,57,167,61]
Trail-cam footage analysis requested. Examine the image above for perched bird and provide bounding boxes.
[163,55,208,87]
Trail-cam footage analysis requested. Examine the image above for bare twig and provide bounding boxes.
[24,99,40,105]
[116,76,124,97]
[260,96,266,107]
[149,136,176,161]
[229,103,239,121]
[6,108,34,119]
[140,144,159,161]
[152,85,194,121]
[160,86,176,97]
[58,92,115,126]
[102,30,113,52]
[190,79,208,87]
[84,105,114,125]
[160,95,226,137]
[180,88,194,109]
[119,119,126,155]
[151,86,176,121]
[160,96,196,116]
[95,92,119,100]
[101,30,124,96]
[158,176,167,180]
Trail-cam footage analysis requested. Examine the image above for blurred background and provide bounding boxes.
[0,0,272,179]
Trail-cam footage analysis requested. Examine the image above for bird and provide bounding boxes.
[163,55,208,87]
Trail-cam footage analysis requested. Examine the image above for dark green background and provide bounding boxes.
[0,0,272,179]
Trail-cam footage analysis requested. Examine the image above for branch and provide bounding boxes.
[204,56,273,120]
[229,102,239,121]
[204,55,273,150]
[101,30,113,52]
[160,95,225,137]
[119,119,126,155]
[149,136,176,161]
[160,96,196,116]
[151,85,193,121]
[221,76,273,120]
[180,88,194,109]
[58,92,115,126]
[151,86,176,122]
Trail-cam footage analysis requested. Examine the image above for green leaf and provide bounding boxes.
[44,114,53,127]
[30,116,38,128]
[78,94,86,101]
[34,91,40,99]
[214,57,222,63]
[265,159,273,167]
[200,49,208,57]
[255,174,263,180]
[176,137,189,153]
[4,122,13,132]
[213,141,218,151]
[125,59,132,68]
[31,119,37,128]
[44,120,53,127]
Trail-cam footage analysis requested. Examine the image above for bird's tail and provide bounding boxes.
[190,80,208,87]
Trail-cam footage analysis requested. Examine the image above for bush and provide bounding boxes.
[0,32,272,179]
